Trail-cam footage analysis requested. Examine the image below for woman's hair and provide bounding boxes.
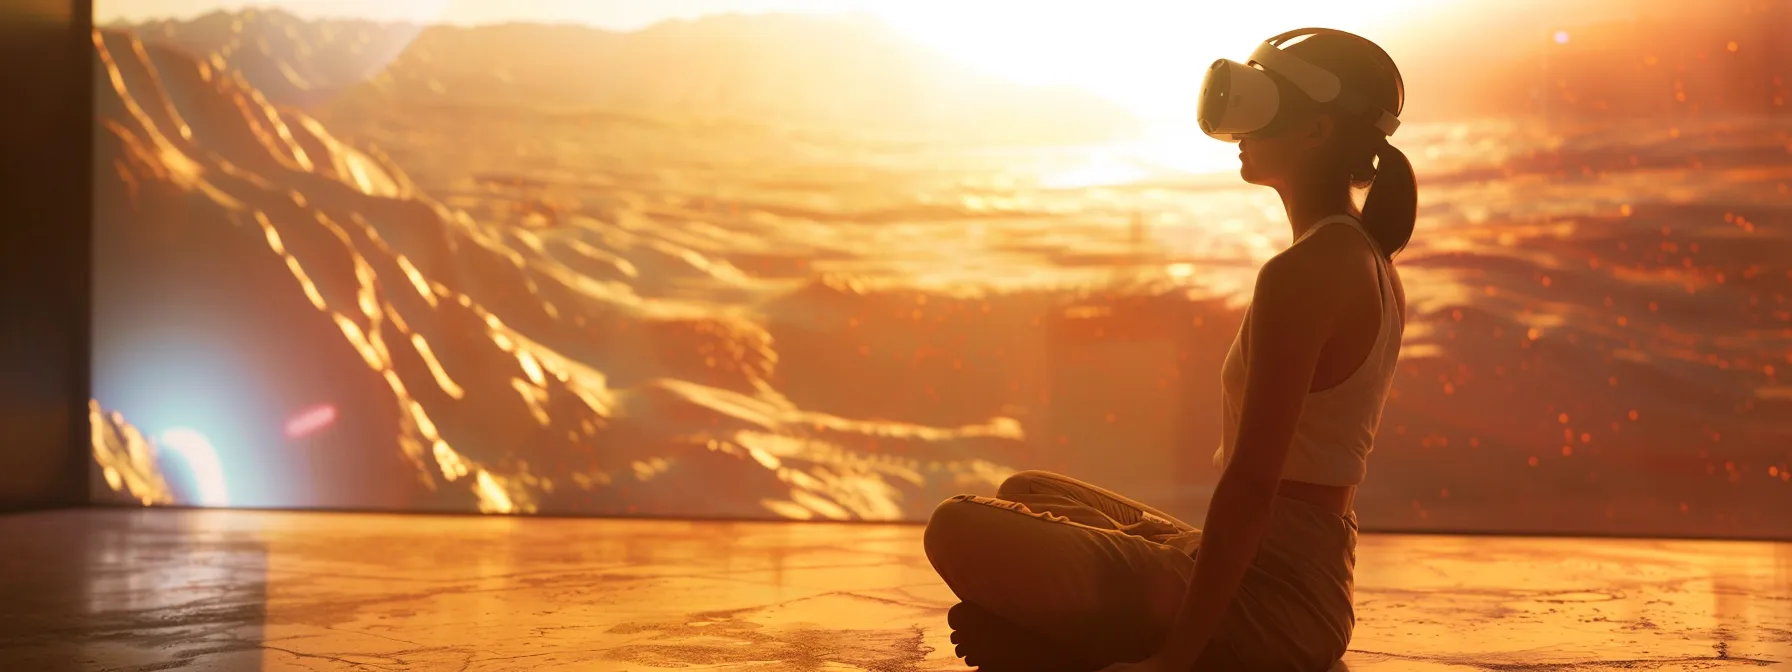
[1282,33,1417,260]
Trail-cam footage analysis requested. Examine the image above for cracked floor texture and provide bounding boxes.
[1,509,1788,671]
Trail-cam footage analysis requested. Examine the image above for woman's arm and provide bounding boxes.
[1109,239,1355,670]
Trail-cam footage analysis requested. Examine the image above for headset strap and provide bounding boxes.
[1250,31,1403,137]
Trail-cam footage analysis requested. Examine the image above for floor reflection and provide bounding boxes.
[0,509,1785,671]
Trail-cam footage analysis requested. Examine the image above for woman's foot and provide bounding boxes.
[947,601,1103,672]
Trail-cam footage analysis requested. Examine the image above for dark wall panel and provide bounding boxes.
[0,0,92,512]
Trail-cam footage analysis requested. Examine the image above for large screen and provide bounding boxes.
[90,0,1792,538]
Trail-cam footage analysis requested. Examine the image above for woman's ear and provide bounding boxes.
[1305,113,1336,149]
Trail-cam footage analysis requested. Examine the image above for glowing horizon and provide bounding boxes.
[95,0,1465,121]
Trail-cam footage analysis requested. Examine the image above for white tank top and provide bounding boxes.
[1212,215,1403,487]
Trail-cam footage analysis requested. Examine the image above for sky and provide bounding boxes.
[95,0,1504,121]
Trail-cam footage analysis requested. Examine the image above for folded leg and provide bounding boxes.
[923,493,1195,667]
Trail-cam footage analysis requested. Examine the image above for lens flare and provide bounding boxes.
[158,428,230,508]
[285,404,338,439]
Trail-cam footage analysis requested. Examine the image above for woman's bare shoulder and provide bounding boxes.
[1252,232,1359,311]
[1264,224,1376,285]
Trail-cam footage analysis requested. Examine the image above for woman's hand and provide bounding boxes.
[1098,653,1184,672]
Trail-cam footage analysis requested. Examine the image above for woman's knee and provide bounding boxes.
[926,494,1028,581]
[924,498,982,580]
[923,496,980,563]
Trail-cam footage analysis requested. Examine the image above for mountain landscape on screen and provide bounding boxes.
[93,7,1792,537]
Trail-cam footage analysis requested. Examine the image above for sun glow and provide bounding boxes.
[870,0,1460,120]
[107,0,1466,121]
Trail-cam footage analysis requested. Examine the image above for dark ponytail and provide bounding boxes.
[1360,140,1416,261]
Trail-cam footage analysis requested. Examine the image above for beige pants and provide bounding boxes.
[924,471,1357,672]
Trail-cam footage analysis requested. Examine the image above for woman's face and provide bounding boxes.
[1237,105,1333,188]
[1236,132,1298,188]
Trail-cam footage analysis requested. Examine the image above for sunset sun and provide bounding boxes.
[868,0,1462,120]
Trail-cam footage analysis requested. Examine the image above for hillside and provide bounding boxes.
[90,24,1032,514]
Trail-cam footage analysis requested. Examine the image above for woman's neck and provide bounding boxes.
[1278,181,1358,242]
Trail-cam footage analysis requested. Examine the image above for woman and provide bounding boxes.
[923,28,1415,672]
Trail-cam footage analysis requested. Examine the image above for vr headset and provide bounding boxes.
[1197,28,1403,142]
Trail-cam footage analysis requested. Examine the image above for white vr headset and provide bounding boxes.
[1197,28,1403,142]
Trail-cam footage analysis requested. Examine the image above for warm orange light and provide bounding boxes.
[102,0,1462,122]
[858,0,1459,119]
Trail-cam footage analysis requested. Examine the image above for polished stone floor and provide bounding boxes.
[0,509,1788,671]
